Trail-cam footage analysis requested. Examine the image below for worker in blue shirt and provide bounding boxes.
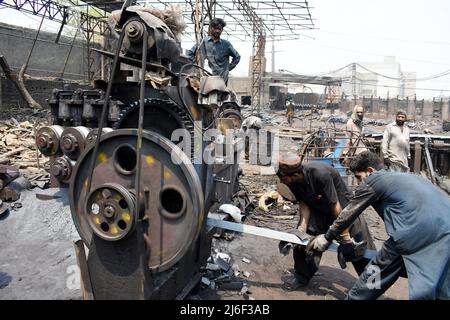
[307,151,450,299]
[187,18,240,84]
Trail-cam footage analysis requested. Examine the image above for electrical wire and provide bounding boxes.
[293,61,450,82]
[354,63,450,81]
[343,77,450,92]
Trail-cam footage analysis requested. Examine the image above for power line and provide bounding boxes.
[354,63,450,81]
[343,77,450,93]
[287,61,450,82]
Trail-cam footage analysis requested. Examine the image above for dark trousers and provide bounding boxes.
[244,128,259,160]
[346,237,407,300]
[293,215,375,284]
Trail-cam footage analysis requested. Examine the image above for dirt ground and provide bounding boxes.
[0,188,81,299]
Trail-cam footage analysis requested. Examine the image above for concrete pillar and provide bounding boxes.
[407,97,415,119]
[423,100,433,120]
[442,99,449,121]
[371,97,376,115]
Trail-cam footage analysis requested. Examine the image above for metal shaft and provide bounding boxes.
[206,217,377,259]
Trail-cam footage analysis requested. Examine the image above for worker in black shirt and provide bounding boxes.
[277,154,376,290]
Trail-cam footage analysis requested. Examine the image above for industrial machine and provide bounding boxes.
[35,5,243,299]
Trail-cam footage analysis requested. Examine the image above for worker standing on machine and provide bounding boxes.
[187,18,240,84]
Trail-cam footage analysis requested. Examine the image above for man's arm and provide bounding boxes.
[186,44,197,63]
[324,183,377,242]
[381,126,391,159]
[228,44,240,71]
[317,173,352,241]
[346,121,355,146]
[297,202,310,232]
[332,201,351,242]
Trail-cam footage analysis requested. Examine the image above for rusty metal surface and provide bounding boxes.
[70,129,204,272]
[86,128,113,146]
[32,12,244,299]
[49,157,75,183]
[60,126,90,160]
[36,125,64,157]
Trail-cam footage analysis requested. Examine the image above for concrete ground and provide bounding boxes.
[0,188,81,299]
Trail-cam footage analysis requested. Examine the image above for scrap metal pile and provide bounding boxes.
[0,118,48,173]
[34,5,244,299]
[0,117,51,216]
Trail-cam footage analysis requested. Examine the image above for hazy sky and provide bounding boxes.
[2,0,450,98]
[221,0,450,98]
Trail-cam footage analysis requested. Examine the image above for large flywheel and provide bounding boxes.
[69,129,204,272]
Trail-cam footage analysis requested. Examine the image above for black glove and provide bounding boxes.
[383,158,391,168]
[337,239,367,269]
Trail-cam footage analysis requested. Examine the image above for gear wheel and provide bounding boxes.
[114,98,196,159]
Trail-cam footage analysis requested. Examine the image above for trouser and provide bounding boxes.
[388,161,409,173]
[244,135,250,160]
[346,237,407,300]
[287,111,294,125]
[244,128,259,161]
[347,236,450,300]
[293,215,376,284]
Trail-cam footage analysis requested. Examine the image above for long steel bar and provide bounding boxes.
[206,217,377,259]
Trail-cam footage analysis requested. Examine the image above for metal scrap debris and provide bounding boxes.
[0,200,9,217]
[258,190,284,212]
[0,119,49,172]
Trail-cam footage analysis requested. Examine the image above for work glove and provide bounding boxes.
[305,234,330,254]
[278,228,313,256]
[337,238,368,269]
[383,158,391,168]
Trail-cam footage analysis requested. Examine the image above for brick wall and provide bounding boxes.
[0,76,89,110]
